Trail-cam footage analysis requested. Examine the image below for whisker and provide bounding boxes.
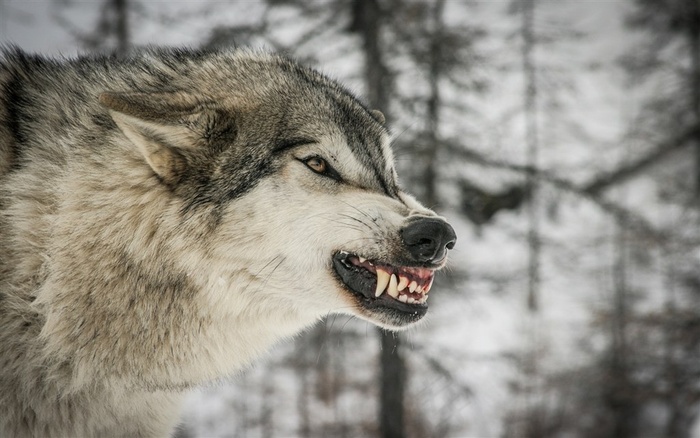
[328,222,367,233]
[339,315,357,332]
[239,255,283,294]
[245,255,286,293]
[312,212,376,234]
[339,200,377,226]
[340,237,380,245]
[336,213,374,230]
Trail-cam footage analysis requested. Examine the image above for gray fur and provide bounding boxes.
[0,47,450,437]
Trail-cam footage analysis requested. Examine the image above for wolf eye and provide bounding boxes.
[299,155,343,182]
[304,156,327,174]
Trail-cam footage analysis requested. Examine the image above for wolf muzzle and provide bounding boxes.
[401,218,457,264]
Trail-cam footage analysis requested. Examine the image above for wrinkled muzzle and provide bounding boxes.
[332,212,457,330]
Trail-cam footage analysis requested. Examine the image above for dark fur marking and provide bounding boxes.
[272,137,317,154]
[90,113,115,130]
[3,74,28,172]
[220,156,275,202]
[330,99,397,198]
[115,251,194,301]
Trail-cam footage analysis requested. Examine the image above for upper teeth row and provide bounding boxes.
[374,268,433,303]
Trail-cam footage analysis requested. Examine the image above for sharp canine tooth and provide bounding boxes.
[387,276,399,298]
[399,295,408,303]
[388,274,399,297]
[375,269,390,297]
[409,281,418,293]
[359,257,366,263]
[397,276,409,291]
[388,286,399,298]
[416,285,424,294]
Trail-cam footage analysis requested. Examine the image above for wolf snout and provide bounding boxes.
[401,218,456,264]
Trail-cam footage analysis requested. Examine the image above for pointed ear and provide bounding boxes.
[370,109,386,125]
[99,91,215,186]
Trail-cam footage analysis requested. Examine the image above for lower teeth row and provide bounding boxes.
[398,294,427,304]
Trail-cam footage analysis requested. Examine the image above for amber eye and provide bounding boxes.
[299,155,343,182]
[304,156,327,174]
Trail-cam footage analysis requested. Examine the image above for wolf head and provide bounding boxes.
[99,51,456,331]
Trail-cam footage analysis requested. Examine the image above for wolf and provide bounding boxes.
[0,47,456,437]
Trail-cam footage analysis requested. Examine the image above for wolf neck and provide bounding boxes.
[37,168,317,394]
[43,244,315,394]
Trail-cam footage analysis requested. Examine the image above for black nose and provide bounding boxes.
[401,218,457,263]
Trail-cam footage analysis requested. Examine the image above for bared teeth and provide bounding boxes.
[388,274,399,298]
[388,274,399,296]
[375,269,390,297]
[364,261,436,304]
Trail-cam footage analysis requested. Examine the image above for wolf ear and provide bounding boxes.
[370,109,386,125]
[99,91,213,186]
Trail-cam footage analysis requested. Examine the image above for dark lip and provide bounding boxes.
[331,251,430,320]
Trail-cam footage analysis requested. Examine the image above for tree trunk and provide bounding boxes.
[607,220,637,438]
[689,0,700,197]
[358,0,390,109]
[260,371,274,438]
[296,336,312,437]
[423,0,446,208]
[379,331,405,438]
[112,0,129,57]
[522,0,541,313]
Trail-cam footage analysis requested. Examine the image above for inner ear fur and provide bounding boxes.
[99,91,218,186]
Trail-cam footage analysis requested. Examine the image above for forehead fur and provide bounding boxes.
[133,48,397,200]
[1,47,397,206]
[195,51,392,170]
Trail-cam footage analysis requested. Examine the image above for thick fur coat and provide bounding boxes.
[0,47,455,437]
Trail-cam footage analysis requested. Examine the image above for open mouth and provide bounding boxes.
[332,251,435,321]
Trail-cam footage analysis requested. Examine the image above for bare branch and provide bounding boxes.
[583,126,700,196]
[442,140,671,242]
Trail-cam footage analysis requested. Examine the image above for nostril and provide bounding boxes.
[401,218,457,263]
[443,224,457,252]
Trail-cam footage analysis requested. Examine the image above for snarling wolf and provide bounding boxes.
[0,47,456,436]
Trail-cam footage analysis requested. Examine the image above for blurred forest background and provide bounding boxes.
[2,0,700,437]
